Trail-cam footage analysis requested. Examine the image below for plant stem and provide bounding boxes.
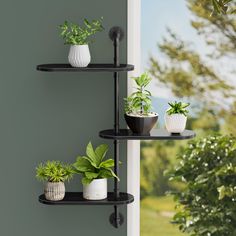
[141,86,144,114]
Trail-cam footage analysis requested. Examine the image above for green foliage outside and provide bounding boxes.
[142,0,236,199]
[59,18,103,45]
[168,134,236,236]
[211,0,236,14]
[167,102,190,116]
[73,142,118,185]
[36,161,74,182]
[141,141,187,198]
[141,196,184,236]
[124,72,153,115]
[189,0,236,58]
[141,0,236,235]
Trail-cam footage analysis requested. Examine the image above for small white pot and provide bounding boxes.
[44,182,65,201]
[68,45,91,67]
[83,178,107,200]
[164,113,187,133]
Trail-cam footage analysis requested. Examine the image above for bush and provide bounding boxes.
[168,134,236,236]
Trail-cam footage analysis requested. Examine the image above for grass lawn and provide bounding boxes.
[141,196,185,236]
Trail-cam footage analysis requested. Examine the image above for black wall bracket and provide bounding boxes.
[109,212,124,228]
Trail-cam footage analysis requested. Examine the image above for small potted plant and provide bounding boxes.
[164,101,190,134]
[73,142,119,200]
[59,18,104,68]
[124,72,158,134]
[36,161,74,201]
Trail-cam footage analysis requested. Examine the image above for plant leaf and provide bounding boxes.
[80,156,97,168]
[82,177,93,185]
[99,159,115,168]
[85,172,99,179]
[86,142,99,166]
[95,144,109,164]
[98,169,114,179]
[103,167,120,181]
[73,157,95,172]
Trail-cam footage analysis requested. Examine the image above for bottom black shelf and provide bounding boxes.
[39,192,134,205]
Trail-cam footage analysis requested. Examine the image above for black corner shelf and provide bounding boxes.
[99,129,196,140]
[39,192,134,206]
[37,63,134,72]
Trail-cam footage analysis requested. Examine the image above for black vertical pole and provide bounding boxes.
[114,34,120,198]
[109,26,124,228]
[114,31,120,228]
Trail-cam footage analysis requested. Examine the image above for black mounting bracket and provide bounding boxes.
[109,26,124,42]
[109,212,124,228]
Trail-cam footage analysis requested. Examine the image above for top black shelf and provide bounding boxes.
[37,63,134,72]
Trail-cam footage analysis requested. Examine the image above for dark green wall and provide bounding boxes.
[0,0,128,235]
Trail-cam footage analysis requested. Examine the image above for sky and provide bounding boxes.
[141,0,205,98]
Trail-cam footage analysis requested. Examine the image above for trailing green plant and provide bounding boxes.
[167,134,236,236]
[124,72,153,116]
[59,18,104,45]
[166,101,190,116]
[73,142,119,185]
[36,161,74,182]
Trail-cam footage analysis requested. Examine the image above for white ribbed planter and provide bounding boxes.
[83,178,107,200]
[164,113,187,134]
[44,182,65,201]
[68,45,91,67]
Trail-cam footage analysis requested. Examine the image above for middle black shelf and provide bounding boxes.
[99,129,196,140]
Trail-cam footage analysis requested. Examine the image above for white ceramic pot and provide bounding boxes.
[68,45,91,67]
[44,182,65,201]
[83,178,107,200]
[164,113,187,133]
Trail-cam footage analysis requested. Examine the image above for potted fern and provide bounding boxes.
[124,72,158,134]
[164,101,190,134]
[59,18,104,68]
[36,161,74,201]
[73,142,119,200]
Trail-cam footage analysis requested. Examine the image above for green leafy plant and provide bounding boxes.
[73,142,119,185]
[166,101,190,116]
[36,161,74,182]
[167,134,236,236]
[124,72,153,116]
[59,18,104,45]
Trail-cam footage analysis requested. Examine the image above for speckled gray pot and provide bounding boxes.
[44,182,65,201]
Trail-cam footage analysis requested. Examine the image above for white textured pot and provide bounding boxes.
[68,45,91,67]
[164,113,187,133]
[44,182,65,201]
[83,178,107,200]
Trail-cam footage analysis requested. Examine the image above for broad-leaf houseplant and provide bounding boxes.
[73,142,118,200]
